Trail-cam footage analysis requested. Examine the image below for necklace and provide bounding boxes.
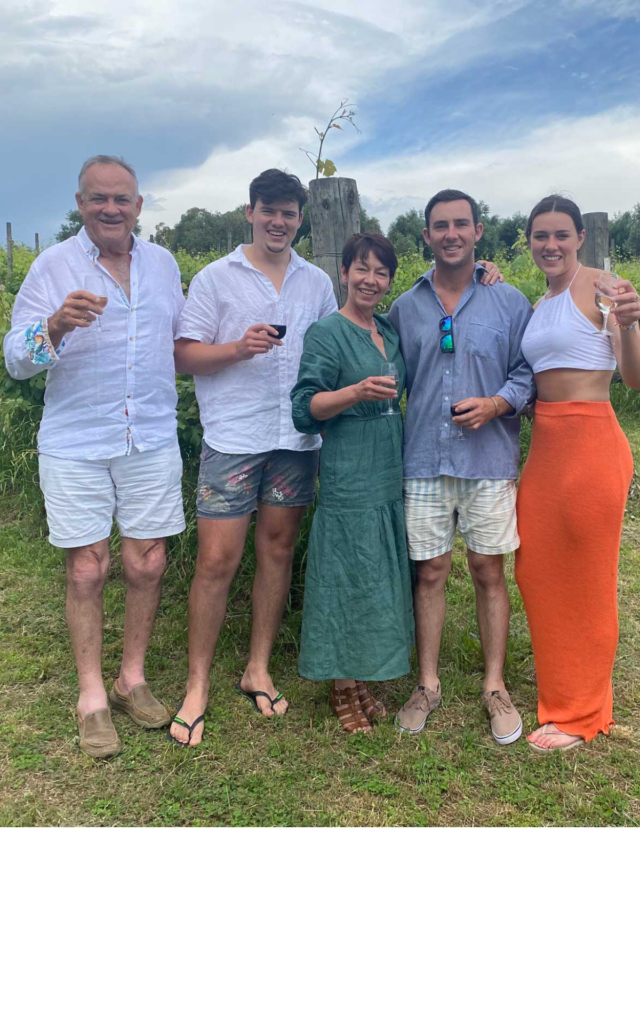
[545,263,581,300]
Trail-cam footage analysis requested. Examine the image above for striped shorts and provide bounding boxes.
[403,476,519,560]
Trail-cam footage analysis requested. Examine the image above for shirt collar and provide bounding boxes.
[420,262,486,289]
[75,225,139,258]
[229,243,309,272]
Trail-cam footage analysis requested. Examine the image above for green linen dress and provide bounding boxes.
[291,311,414,681]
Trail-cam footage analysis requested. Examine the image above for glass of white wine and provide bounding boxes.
[82,272,109,332]
[380,361,399,416]
[595,271,619,338]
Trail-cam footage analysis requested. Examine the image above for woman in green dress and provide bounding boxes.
[291,233,414,734]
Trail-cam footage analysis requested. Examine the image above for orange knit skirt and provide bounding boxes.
[515,401,633,741]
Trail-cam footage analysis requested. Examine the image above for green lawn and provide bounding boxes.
[1,405,640,827]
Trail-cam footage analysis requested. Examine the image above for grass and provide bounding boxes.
[1,390,640,827]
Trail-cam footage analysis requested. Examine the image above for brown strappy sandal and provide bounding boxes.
[329,686,372,734]
[356,681,387,721]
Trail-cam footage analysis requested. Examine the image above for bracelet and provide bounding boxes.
[620,321,638,332]
[489,396,500,417]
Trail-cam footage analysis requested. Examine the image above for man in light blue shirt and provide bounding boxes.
[388,189,533,745]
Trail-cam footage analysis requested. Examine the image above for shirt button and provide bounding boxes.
[128,365,133,370]
[127,393,131,398]
[129,336,134,341]
[445,370,450,375]
[444,396,449,400]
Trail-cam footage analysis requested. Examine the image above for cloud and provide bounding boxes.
[2,0,640,242]
[354,106,640,226]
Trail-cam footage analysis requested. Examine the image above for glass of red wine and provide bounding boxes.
[269,324,286,354]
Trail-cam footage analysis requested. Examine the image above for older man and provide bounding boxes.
[4,155,185,758]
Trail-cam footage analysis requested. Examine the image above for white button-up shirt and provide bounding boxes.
[178,245,337,454]
[4,227,184,460]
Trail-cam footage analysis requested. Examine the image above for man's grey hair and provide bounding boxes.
[78,155,139,196]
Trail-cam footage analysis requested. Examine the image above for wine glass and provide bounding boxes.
[82,272,109,332]
[595,271,619,338]
[380,361,399,416]
[450,402,467,441]
[269,324,286,355]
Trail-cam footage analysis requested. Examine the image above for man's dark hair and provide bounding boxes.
[342,233,398,278]
[525,194,584,241]
[424,189,479,229]
[249,168,308,212]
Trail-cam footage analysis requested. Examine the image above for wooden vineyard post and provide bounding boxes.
[578,212,609,270]
[308,178,361,306]
[6,222,13,278]
[243,221,253,244]
[35,233,40,254]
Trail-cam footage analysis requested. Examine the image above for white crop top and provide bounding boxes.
[521,274,616,374]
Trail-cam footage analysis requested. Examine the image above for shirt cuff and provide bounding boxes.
[496,385,524,417]
[25,317,59,365]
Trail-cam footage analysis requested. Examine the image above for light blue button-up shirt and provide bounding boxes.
[388,265,533,481]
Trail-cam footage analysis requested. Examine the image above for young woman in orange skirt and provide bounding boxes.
[515,196,640,751]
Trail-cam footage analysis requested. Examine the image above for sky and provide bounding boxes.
[2,0,640,245]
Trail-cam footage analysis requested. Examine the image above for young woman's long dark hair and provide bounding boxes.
[525,195,584,241]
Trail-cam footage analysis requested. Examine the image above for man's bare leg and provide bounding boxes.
[66,540,111,719]
[170,515,251,746]
[117,537,167,693]
[414,553,452,694]
[466,550,510,694]
[239,503,307,716]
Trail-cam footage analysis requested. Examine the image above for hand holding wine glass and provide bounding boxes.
[379,361,399,415]
[595,271,619,338]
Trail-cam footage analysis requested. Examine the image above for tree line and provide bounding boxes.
[54,200,640,260]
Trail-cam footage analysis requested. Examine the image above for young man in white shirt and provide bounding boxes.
[170,169,337,746]
[4,156,186,758]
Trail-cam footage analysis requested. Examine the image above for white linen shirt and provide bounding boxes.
[4,227,184,460]
[178,245,337,454]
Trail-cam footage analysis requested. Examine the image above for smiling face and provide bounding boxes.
[76,163,142,251]
[246,198,303,256]
[341,250,392,314]
[424,198,483,271]
[529,210,585,279]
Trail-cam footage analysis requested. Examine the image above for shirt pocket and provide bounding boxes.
[466,321,505,360]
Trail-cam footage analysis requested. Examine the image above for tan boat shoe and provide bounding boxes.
[482,689,522,746]
[109,679,171,729]
[394,684,441,734]
[77,707,122,759]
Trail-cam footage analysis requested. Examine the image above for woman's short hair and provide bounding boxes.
[341,233,398,278]
[526,195,585,240]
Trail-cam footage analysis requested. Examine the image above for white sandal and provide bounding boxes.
[527,723,584,753]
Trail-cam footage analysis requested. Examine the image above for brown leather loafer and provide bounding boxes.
[109,680,171,729]
[78,707,122,759]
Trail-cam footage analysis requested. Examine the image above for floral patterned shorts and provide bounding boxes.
[196,443,319,519]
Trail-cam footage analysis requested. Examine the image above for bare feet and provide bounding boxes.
[527,722,584,751]
[239,666,288,718]
[169,690,208,747]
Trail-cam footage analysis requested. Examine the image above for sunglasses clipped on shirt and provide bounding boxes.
[439,315,454,353]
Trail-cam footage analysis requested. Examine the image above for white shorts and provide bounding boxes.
[39,441,185,549]
[403,476,519,560]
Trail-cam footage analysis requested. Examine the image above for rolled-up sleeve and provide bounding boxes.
[170,258,186,337]
[496,293,534,416]
[291,324,340,434]
[4,262,60,380]
[177,267,219,343]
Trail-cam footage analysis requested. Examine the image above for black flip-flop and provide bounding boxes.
[235,684,287,715]
[167,701,205,747]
